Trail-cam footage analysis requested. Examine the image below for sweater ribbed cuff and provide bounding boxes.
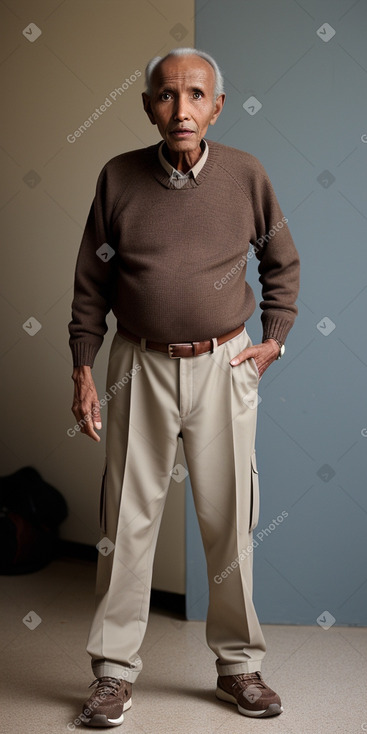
[71,342,99,368]
[261,315,294,346]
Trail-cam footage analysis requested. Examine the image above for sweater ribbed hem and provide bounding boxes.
[71,342,99,368]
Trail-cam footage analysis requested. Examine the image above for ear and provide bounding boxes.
[209,93,226,126]
[142,92,157,125]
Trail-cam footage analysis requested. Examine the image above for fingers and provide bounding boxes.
[230,347,263,377]
[72,399,102,442]
[229,341,279,378]
[85,401,102,442]
[71,373,102,442]
[229,346,254,367]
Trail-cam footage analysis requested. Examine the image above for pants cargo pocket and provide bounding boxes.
[99,460,107,534]
[249,451,260,531]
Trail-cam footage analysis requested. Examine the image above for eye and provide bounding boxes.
[160,92,172,101]
[193,91,203,99]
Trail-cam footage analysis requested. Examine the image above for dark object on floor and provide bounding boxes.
[0,466,68,574]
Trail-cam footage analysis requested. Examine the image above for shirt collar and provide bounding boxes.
[158,139,208,181]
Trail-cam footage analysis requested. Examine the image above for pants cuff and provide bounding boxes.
[92,659,141,683]
[216,659,263,676]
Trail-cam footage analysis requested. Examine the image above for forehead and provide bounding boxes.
[151,55,215,91]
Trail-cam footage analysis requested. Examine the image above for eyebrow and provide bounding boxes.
[157,86,175,94]
[157,86,205,94]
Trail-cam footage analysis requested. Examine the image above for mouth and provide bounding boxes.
[170,129,194,138]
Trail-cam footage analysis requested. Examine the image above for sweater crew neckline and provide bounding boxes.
[151,139,219,189]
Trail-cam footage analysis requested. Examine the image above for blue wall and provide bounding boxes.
[186,0,367,625]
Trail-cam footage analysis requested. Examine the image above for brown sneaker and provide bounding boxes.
[216,671,283,717]
[80,676,132,727]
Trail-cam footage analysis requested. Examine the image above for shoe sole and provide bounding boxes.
[216,687,283,717]
[82,697,132,727]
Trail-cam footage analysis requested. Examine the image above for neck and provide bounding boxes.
[165,144,203,173]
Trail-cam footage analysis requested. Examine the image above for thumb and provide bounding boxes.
[92,401,102,430]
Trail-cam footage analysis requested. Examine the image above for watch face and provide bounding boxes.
[279,344,285,358]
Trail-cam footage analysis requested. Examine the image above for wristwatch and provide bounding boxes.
[265,338,285,359]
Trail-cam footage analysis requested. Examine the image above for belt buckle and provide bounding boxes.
[168,343,181,359]
[168,342,192,358]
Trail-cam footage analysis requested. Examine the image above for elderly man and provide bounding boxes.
[69,47,299,726]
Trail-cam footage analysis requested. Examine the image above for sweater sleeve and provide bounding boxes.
[68,164,117,367]
[250,161,300,345]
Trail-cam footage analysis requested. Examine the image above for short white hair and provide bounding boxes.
[145,47,224,99]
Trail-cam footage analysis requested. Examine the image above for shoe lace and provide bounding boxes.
[231,672,264,689]
[89,676,122,697]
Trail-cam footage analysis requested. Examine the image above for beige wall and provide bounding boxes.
[0,0,193,592]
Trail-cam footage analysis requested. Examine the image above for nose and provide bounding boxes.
[173,94,189,121]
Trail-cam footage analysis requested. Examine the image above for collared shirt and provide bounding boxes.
[158,139,208,188]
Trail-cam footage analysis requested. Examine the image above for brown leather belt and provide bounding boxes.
[117,324,244,358]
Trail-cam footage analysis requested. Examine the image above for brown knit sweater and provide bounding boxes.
[69,140,300,367]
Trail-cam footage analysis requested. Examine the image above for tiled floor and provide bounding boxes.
[1,557,366,734]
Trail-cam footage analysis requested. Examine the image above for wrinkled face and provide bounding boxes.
[142,55,224,158]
